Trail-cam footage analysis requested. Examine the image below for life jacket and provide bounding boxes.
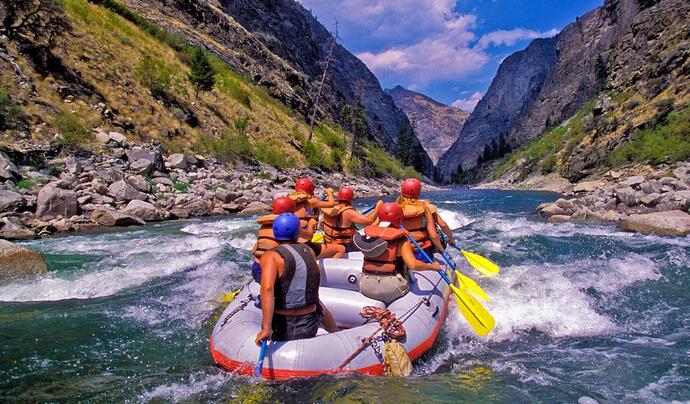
[273,244,320,310]
[398,198,432,251]
[251,214,278,259]
[320,204,355,244]
[289,191,318,221]
[361,225,407,274]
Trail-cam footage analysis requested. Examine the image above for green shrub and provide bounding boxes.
[135,55,182,99]
[54,111,92,147]
[0,88,26,130]
[361,142,419,179]
[195,129,253,164]
[315,123,345,150]
[330,148,343,171]
[187,47,215,97]
[303,141,334,170]
[15,178,42,189]
[541,155,557,174]
[235,116,250,132]
[254,140,293,168]
[609,106,690,166]
[173,180,188,192]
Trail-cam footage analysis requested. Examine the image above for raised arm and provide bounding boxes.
[345,200,383,225]
[435,213,455,244]
[308,187,335,209]
[400,240,442,271]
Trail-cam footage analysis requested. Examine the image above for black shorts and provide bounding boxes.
[271,311,319,341]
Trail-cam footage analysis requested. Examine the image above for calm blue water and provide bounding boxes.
[1,188,688,402]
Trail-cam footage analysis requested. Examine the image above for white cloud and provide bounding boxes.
[475,28,560,50]
[298,0,560,90]
[452,91,483,111]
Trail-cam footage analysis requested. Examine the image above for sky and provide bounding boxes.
[297,0,602,111]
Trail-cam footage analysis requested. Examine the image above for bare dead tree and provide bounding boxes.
[307,20,339,142]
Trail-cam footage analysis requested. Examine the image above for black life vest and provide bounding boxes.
[273,244,320,310]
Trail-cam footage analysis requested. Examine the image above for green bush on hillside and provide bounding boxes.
[303,141,334,171]
[135,55,183,100]
[53,111,92,147]
[609,106,690,166]
[188,47,215,97]
[254,140,293,168]
[0,88,26,130]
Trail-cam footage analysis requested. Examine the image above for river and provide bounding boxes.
[1,189,688,402]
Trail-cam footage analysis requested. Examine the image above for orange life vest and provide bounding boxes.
[320,204,355,244]
[399,199,432,251]
[289,191,319,221]
[251,214,278,259]
[362,225,407,274]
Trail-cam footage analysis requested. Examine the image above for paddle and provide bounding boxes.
[401,226,495,336]
[256,340,267,377]
[435,224,500,277]
[439,251,490,302]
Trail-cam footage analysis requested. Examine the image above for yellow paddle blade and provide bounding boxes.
[450,283,495,336]
[461,249,499,277]
[221,289,241,303]
[311,232,325,244]
[455,270,490,302]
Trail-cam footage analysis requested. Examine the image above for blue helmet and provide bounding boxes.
[272,213,301,242]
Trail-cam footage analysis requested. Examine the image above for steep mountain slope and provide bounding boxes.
[119,0,434,175]
[387,86,469,165]
[489,0,689,184]
[436,38,557,176]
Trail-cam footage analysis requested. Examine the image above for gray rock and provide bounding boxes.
[621,176,645,187]
[239,201,271,216]
[129,159,153,175]
[152,177,173,186]
[108,180,146,201]
[639,193,661,206]
[614,186,637,207]
[91,178,109,195]
[123,200,161,221]
[95,131,110,143]
[215,189,238,203]
[573,181,603,193]
[674,166,690,182]
[36,185,79,219]
[619,210,690,236]
[541,203,566,217]
[126,175,151,193]
[0,151,19,181]
[0,240,47,283]
[0,190,24,212]
[222,203,241,213]
[126,147,165,172]
[64,158,82,176]
[548,215,571,223]
[109,131,127,145]
[640,180,661,195]
[91,207,145,227]
[0,217,36,240]
[178,199,211,217]
[169,208,190,219]
[167,154,187,169]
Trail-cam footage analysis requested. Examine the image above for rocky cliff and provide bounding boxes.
[120,0,434,175]
[387,86,469,165]
[436,38,557,177]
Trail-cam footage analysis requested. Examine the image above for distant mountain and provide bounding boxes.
[387,86,469,165]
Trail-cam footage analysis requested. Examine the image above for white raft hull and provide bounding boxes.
[210,252,452,379]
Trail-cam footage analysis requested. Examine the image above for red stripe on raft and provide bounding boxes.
[209,285,453,380]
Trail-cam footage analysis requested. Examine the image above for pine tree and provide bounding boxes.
[489,139,498,160]
[188,47,215,98]
[497,133,508,157]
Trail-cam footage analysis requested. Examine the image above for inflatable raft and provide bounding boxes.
[210,252,453,379]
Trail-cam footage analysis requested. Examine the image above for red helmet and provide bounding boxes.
[401,178,422,199]
[378,202,403,226]
[337,187,354,204]
[272,196,296,214]
[295,178,315,195]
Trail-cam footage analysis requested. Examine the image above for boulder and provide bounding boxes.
[573,181,603,193]
[123,200,161,221]
[614,186,637,207]
[0,240,47,283]
[91,207,145,227]
[0,190,24,212]
[620,176,645,187]
[540,203,566,217]
[152,177,173,186]
[178,199,211,217]
[619,210,690,236]
[639,193,662,207]
[126,175,150,193]
[35,184,79,219]
[108,131,127,145]
[95,131,110,143]
[169,208,190,219]
[239,201,271,216]
[0,151,19,181]
[167,153,187,169]
[215,189,238,203]
[640,180,661,195]
[126,147,165,172]
[108,180,146,201]
[674,166,690,182]
[129,159,153,175]
[548,215,571,223]
[91,178,109,195]
[222,203,241,213]
[0,217,36,240]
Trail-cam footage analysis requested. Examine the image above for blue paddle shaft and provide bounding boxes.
[256,340,267,376]
[440,251,457,270]
[400,225,452,287]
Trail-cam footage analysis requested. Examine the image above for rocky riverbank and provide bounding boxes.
[531,162,690,236]
[0,137,404,240]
